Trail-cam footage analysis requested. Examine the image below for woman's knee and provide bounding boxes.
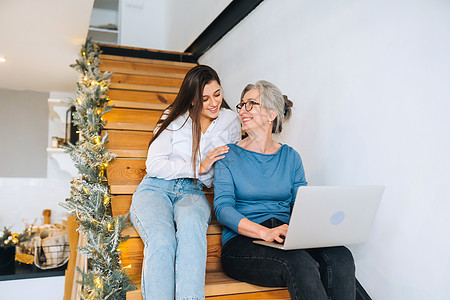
[130,197,176,247]
[312,246,355,275]
[175,193,211,226]
[332,246,355,274]
[286,250,320,271]
[141,225,177,255]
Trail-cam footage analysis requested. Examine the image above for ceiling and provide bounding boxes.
[0,0,94,93]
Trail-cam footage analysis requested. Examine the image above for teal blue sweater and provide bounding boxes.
[213,143,307,245]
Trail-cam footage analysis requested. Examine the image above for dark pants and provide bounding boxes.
[221,218,356,300]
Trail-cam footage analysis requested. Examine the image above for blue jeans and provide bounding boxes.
[130,176,211,300]
[221,218,355,300]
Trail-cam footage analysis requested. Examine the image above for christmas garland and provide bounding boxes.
[61,39,135,299]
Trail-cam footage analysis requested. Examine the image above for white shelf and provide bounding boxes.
[88,26,118,34]
[46,147,66,153]
[88,0,120,45]
[46,148,78,177]
[48,98,65,103]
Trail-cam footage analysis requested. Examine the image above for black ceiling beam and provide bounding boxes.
[185,0,265,60]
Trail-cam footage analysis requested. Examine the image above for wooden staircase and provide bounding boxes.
[100,46,290,299]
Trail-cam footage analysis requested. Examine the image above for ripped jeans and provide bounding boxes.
[130,176,211,300]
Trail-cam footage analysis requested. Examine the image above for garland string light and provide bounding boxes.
[61,38,135,299]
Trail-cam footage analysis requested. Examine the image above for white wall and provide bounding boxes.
[0,89,49,177]
[119,0,167,50]
[0,178,71,233]
[0,90,74,233]
[199,0,450,298]
[0,276,65,299]
[90,0,119,27]
[119,0,231,51]
[165,0,232,51]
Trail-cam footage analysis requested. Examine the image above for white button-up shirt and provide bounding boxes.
[145,108,241,187]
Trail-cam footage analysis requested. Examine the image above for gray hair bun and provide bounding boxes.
[283,95,293,119]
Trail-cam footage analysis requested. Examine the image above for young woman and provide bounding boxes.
[130,65,241,300]
[214,80,355,299]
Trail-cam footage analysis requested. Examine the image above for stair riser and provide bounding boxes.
[111,74,183,88]
[100,61,190,78]
[109,100,169,111]
[126,275,289,300]
[103,108,164,125]
[111,195,134,216]
[105,130,153,152]
[108,159,146,187]
[100,54,197,68]
[110,83,179,94]
[206,290,290,299]
[108,89,177,104]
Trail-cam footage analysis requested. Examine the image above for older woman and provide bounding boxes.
[213,80,355,299]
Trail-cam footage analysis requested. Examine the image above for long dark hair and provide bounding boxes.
[149,65,222,178]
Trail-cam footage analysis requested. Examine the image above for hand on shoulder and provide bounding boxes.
[199,145,229,174]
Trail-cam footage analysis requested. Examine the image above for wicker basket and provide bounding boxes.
[32,224,70,270]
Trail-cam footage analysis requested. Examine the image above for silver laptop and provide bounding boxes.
[253,186,384,250]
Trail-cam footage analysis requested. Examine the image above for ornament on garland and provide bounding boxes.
[0,227,30,275]
[0,227,30,248]
[61,38,135,299]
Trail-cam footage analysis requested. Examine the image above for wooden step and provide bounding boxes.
[111,195,134,215]
[109,83,180,94]
[110,185,140,195]
[107,159,146,191]
[206,290,290,300]
[106,123,155,132]
[109,100,169,110]
[105,130,153,151]
[205,272,288,299]
[208,234,222,272]
[107,89,177,104]
[103,108,163,131]
[100,54,197,69]
[126,271,289,300]
[110,74,183,88]
[105,130,152,158]
[108,149,147,158]
[100,60,190,79]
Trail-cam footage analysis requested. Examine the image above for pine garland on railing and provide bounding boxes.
[61,38,136,299]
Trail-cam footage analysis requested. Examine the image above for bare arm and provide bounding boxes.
[238,218,288,243]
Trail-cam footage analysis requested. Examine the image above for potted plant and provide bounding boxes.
[0,227,29,275]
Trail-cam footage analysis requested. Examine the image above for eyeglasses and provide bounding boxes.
[236,100,260,112]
